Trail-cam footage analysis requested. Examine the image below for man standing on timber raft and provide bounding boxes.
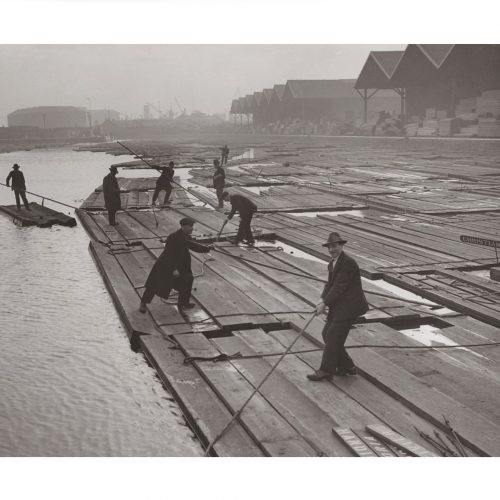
[6,163,31,211]
[103,165,121,226]
[220,145,229,165]
[152,161,174,205]
[139,217,213,312]
[307,232,368,381]
[222,191,257,246]
[212,159,226,208]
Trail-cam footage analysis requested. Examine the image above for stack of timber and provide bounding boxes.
[77,138,500,456]
[0,202,76,227]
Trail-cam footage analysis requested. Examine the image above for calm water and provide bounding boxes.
[0,147,202,456]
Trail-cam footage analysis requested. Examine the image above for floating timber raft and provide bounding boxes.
[77,137,500,456]
[0,202,76,227]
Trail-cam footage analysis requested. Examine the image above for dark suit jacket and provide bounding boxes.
[228,194,257,219]
[144,228,210,298]
[156,168,174,189]
[321,252,369,320]
[6,170,26,190]
[213,167,226,189]
[103,173,121,210]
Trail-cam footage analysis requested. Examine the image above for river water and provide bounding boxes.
[0,146,202,456]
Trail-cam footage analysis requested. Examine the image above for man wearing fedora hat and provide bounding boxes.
[139,217,214,312]
[307,231,368,381]
[6,163,30,211]
[103,165,121,225]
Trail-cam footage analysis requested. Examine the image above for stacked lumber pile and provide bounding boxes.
[438,118,461,136]
[417,120,439,136]
[455,96,477,118]
[477,89,500,118]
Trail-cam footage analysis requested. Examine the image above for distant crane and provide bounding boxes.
[174,98,187,118]
[145,102,165,119]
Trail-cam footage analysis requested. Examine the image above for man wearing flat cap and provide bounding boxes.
[308,232,369,381]
[6,163,31,211]
[139,217,213,312]
[152,161,174,205]
[103,165,121,225]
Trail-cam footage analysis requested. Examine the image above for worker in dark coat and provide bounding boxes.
[212,159,226,208]
[220,145,229,165]
[222,191,258,245]
[152,161,174,205]
[103,165,121,225]
[307,232,369,381]
[6,163,30,211]
[139,217,213,312]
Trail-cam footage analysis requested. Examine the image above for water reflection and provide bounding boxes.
[0,148,202,456]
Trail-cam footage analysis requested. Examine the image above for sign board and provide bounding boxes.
[460,235,500,248]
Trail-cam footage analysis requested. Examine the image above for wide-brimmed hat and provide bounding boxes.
[13,163,20,169]
[322,232,347,247]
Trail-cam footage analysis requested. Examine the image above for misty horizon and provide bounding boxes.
[0,44,405,126]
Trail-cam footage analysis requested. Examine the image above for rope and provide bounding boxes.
[184,340,500,365]
[213,247,438,308]
[203,311,317,456]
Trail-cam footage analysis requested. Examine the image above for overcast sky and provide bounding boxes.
[0,44,406,125]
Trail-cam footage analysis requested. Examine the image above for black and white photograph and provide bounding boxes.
[1,1,499,499]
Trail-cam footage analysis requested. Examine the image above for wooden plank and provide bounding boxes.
[366,424,437,457]
[242,327,446,452]
[140,335,264,457]
[213,335,353,457]
[331,427,378,457]
[88,241,160,342]
[174,333,318,456]
[351,429,398,456]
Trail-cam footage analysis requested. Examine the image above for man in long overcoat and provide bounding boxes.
[212,159,226,208]
[6,163,30,210]
[139,217,213,312]
[103,165,121,225]
[222,191,258,245]
[152,161,174,205]
[308,232,369,381]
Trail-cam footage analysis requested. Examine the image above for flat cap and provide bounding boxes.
[179,217,195,226]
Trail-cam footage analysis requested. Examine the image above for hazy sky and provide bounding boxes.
[0,44,406,125]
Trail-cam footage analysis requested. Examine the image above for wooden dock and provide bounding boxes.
[77,137,500,456]
[0,202,76,227]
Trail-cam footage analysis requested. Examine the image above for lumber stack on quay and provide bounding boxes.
[77,138,500,456]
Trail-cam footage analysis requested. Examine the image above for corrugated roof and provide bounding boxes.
[238,96,247,113]
[355,51,404,89]
[372,51,404,78]
[417,44,455,68]
[273,84,286,100]
[286,80,358,99]
[263,88,274,104]
[245,94,254,113]
[229,99,240,114]
[253,92,263,106]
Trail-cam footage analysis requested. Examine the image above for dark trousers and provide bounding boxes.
[236,213,254,243]
[215,186,224,207]
[141,273,194,305]
[107,209,117,225]
[319,315,356,374]
[14,189,29,210]
[152,184,172,204]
